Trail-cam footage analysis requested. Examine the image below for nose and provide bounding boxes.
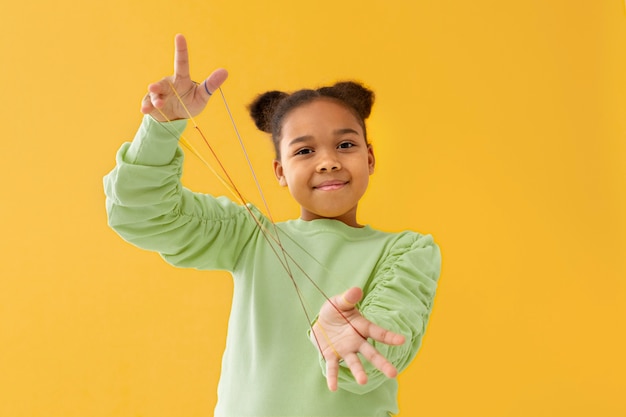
[316,151,341,172]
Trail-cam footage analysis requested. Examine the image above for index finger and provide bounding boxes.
[173,34,190,80]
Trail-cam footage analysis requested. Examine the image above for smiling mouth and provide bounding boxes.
[314,181,348,191]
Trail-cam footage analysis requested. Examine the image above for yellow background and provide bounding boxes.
[1,1,625,416]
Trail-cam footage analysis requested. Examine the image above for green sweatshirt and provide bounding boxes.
[103,115,441,417]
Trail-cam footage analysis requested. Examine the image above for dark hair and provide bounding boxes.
[248,81,375,159]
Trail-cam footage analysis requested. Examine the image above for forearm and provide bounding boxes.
[103,115,253,270]
[335,234,441,394]
[104,114,187,244]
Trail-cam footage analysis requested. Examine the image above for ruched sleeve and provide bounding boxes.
[335,232,441,394]
[103,115,260,272]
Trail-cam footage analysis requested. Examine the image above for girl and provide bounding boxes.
[104,34,440,417]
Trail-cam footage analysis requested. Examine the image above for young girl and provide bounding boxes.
[104,34,440,417]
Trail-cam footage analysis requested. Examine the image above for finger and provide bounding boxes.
[359,342,398,379]
[145,82,167,110]
[173,34,190,80]
[141,92,154,114]
[367,322,405,346]
[338,287,363,310]
[343,352,368,385]
[201,68,229,98]
[325,359,339,392]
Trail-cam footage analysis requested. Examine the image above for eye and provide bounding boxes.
[338,141,355,149]
[294,148,313,156]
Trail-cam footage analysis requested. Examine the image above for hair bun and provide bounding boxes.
[247,90,289,133]
[317,81,374,120]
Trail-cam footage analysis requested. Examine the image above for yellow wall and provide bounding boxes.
[1,1,625,416]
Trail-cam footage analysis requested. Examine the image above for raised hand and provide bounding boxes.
[311,287,406,391]
[141,34,228,122]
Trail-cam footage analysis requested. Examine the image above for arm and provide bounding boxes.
[103,35,255,270]
[103,115,257,270]
[311,233,441,393]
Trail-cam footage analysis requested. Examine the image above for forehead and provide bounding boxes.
[280,98,364,138]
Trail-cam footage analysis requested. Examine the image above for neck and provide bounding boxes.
[299,208,363,228]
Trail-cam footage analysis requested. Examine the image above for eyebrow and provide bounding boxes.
[287,128,360,147]
[288,135,313,147]
[334,128,360,136]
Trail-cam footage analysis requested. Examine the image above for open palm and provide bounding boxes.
[312,287,406,391]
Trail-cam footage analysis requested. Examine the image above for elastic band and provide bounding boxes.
[341,293,356,308]
[204,80,212,96]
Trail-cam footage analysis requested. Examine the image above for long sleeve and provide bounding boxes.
[104,118,441,414]
[335,232,441,394]
[103,115,258,271]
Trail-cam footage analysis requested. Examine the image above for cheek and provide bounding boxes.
[277,164,300,188]
[285,168,305,188]
[357,156,374,177]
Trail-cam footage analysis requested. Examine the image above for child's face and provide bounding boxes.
[273,98,375,227]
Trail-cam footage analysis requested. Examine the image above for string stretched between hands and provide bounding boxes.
[155,82,368,356]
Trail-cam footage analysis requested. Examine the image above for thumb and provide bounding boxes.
[201,68,229,98]
[338,287,363,310]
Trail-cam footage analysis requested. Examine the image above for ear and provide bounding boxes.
[367,144,376,175]
[273,159,288,186]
